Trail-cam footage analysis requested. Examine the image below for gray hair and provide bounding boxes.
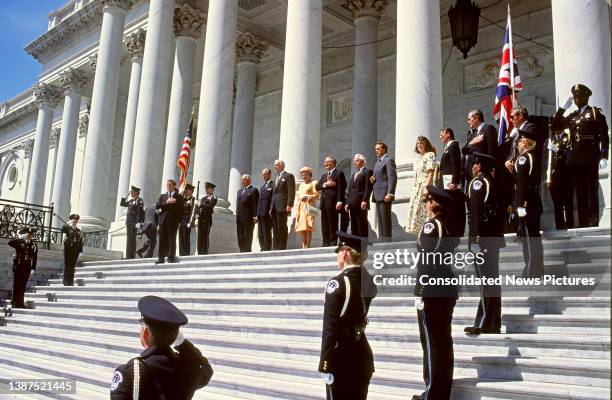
[468,109,484,122]
[241,174,251,180]
[262,168,271,175]
[511,105,529,119]
[274,159,285,168]
[324,155,337,166]
[354,153,366,163]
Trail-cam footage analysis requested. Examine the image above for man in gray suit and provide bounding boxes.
[371,142,397,242]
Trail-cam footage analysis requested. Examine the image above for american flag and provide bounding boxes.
[493,5,522,145]
[177,114,194,192]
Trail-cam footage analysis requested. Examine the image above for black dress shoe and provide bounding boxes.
[136,249,143,258]
[464,326,481,335]
[155,259,164,265]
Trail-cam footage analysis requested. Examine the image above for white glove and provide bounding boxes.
[599,159,608,170]
[469,242,481,253]
[547,142,559,153]
[172,331,185,348]
[194,219,199,227]
[321,373,334,385]
[562,95,573,110]
[414,299,424,311]
[186,223,191,229]
[517,207,527,218]
[510,127,519,137]
[135,223,141,229]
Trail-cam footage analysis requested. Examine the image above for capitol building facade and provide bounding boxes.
[0,0,610,253]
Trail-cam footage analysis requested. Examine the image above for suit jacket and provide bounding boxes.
[272,171,296,211]
[372,154,397,202]
[461,123,499,158]
[155,190,184,227]
[257,180,275,217]
[315,168,347,210]
[439,140,461,186]
[236,185,260,223]
[347,167,373,208]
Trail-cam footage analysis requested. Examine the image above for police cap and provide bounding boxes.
[472,152,497,171]
[571,84,592,97]
[424,186,455,207]
[184,183,195,191]
[517,129,537,142]
[138,295,188,328]
[18,227,31,235]
[335,231,371,254]
[205,181,216,189]
[130,185,141,192]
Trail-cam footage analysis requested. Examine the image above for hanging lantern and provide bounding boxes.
[448,0,481,59]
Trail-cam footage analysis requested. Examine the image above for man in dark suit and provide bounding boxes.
[236,174,259,252]
[315,156,347,246]
[257,168,275,251]
[438,128,465,244]
[461,109,499,188]
[271,159,296,250]
[155,179,184,264]
[371,142,397,242]
[345,154,373,238]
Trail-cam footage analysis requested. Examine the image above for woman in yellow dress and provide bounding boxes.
[295,166,319,248]
[406,136,437,234]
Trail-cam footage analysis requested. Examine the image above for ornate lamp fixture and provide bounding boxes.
[448,0,481,59]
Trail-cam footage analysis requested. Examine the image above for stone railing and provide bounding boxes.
[48,0,94,30]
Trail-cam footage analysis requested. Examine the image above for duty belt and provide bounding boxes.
[575,134,595,142]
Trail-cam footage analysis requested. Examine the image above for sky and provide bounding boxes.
[0,0,67,101]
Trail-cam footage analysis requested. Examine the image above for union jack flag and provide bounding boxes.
[493,5,522,145]
[177,114,194,192]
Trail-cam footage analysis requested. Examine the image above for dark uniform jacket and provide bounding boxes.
[156,190,184,227]
[514,150,542,213]
[468,173,506,247]
[372,154,397,202]
[346,167,373,208]
[8,238,37,271]
[272,171,296,211]
[319,265,377,377]
[180,196,196,227]
[315,168,347,209]
[236,185,259,223]
[120,197,145,225]
[61,225,83,253]
[438,140,461,187]
[257,180,275,217]
[110,340,213,400]
[197,195,217,223]
[552,105,609,164]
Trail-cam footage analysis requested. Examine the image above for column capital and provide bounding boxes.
[236,32,269,64]
[174,4,206,39]
[89,53,98,73]
[78,111,90,138]
[59,68,90,95]
[125,29,147,60]
[21,138,34,158]
[342,0,389,20]
[49,127,60,148]
[32,83,61,108]
[101,0,134,13]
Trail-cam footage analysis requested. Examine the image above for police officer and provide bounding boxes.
[196,182,217,255]
[412,186,458,400]
[120,185,145,259]
[552,84,609,227]
[179,183,196,256]
[110,295,213,399]
[546,129,574,229]
[514,131,544,278]
[319,231,377,400]
[465,153,505,335]
[8,228,37,309]
[61,214,83,286]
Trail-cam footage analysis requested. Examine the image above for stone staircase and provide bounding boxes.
[0,229,609,399]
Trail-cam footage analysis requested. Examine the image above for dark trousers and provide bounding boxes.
[137,225,157,258]
[12,267,32,308]
[571,161,599,227]
[326,373,371,400]
[158,222,178,262]
[63,248,79,286]
[474,246,501,332]
[321,207,339,246]
[518,213,544,278]
[197,219,212,255]
[550,166,574,229]
[178,224,191,256]
[125,223,137,259]
[258,215,273,251]
[417,297,456,400]
[447,190,466,238]
[375,201,392,242]
[349,206,369,237]
[272,209,289,250]
[237,221,255,252]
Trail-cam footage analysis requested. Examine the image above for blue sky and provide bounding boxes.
[0,0,67,101]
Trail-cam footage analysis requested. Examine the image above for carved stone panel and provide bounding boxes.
[327,90,353,126]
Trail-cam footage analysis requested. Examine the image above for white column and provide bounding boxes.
[129,0,176,205]
[114,29,146,220]
[193,0,238,201]
[27,83,60,205]
[344,0,388,168]
[278,0,322,174]
[52,69,89,228]
[228,33,268,212]
[395,0,442,165]
[161,4,205,190]
[78,0,133,229]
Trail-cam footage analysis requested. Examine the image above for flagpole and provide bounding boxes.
[507,4,517,107]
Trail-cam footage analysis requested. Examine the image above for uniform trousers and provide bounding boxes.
[474,246,501,332]
[63,247,79,286]
[550,164,574,229]
[571,161,599,227]
[12,267,32,308]
[125,223,137,259]
[326,373,371,400]
[197,219,212,255]
[518,211,544,278]
[178,225,191,256]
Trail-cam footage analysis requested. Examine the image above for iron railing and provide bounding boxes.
[0,198,53,249]
[50,228,108,249]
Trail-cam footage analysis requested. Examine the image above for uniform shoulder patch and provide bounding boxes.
[110,370,123,391]
[326,279,340,294]
[472,180,482,191]
[423,222,435,234]
[518,156,526,165]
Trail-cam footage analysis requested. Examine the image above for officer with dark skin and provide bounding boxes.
[61,214,83,286]
[8,228,37,309]
[546,129,574,229]
[552,84,609,227]
[196,182,217,255]
[178,183,196,256]
[319,231,377,400]
[110,295,213,399]
[120,186,145,259]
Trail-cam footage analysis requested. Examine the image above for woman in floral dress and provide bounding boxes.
[406,136,437,234]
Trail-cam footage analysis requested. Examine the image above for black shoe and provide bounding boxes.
[464,326,481,335]
[155,259,164,265]
[411,394,424,400]
[136,249,143,258]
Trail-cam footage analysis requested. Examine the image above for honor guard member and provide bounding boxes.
[319,231,377,400]
[546,129,574,229]
[196,182,217,255]
[514,131,544,278]
[179,184,196,256]
[61,214,83,286]
[8,228,38,309]
[552,84,609,227]
[120,186,145,259]
[412,187,458,400]
[110,296,213,399]
[465,153,505,336]
[136,204,158,258]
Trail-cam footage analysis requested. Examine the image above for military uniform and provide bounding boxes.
[61,215,83,286]
[179,184,196,256]
[197,182,217,255]
[319,232,377,400]
[551,84,609,227]
[547,131,574,229]
[120,186,145,259]
[8,228,38,308]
